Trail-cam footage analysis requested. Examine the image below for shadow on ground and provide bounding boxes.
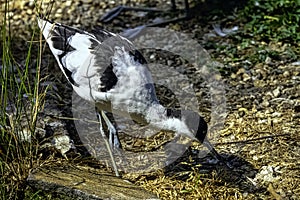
[164,149,265,194]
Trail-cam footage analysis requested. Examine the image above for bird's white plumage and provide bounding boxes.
[63,33,96,74]
[38,19,230,172]
[38,19,63,55]
[39,19,103,101]
[38,18,197,140]
[39,19,157,110]
[109,46,157,113]
[38,19,229,174]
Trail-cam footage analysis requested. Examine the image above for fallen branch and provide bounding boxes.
[215,133,289,145]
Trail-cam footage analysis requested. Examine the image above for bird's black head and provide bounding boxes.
[167,109,208,143]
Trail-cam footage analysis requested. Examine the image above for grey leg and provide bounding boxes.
[100,111,122,149]
[97,112,120,177]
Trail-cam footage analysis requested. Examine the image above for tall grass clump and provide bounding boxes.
[0,1,48,199]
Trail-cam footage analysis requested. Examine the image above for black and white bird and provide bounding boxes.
[38,18,227,176]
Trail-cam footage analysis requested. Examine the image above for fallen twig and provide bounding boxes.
[215,133,289,145]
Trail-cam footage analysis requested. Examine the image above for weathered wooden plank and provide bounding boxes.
[27,166,159,200]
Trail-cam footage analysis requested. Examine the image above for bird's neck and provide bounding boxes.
[144,105,192,138]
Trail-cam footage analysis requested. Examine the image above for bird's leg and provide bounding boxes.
[97,112,120,177]
[100,111,122,149]
[101,111,127,168]
[203,139,233,169]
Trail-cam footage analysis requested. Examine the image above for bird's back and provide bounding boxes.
[39,19,159,114]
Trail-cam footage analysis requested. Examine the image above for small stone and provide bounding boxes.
[236,68,246,75]
[265,92,273,99]
[249,149,256,155]
[13,14,20,20]
[27,9,32,15]
[261,100,270,107]
[272,118,281,124]
[56,8,62,13]
[65,0,72,6]
[258,119,268,124]
[242,72,251,81]
[255,68,267,79]
[291,61,300,66]
[272,87,281,97]
[253,79,265,87]
[272,112,282,117]
[238,107,248,117]
[230,73,236,79]
[283,71,290,77]
[52,135,72,157]
[150,54,155,60]
[167,60,174,66]
[28,0,35,7]
[265,56,272,64]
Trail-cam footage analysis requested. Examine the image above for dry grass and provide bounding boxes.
[127,106,299,199]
